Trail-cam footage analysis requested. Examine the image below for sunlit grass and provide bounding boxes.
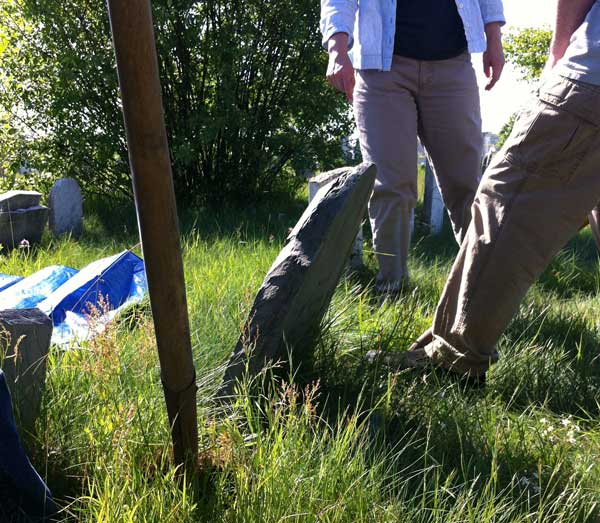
[3,194,600,522]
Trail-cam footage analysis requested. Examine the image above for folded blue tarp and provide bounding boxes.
[0,274,23,293]
[38,251,148,346]
[0,266,78,310]
[0,251,147,346]
[0,370,55,521]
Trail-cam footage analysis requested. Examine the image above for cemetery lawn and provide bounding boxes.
[4,193,600,522]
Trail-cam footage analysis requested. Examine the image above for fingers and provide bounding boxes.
[484,57,504,91]
[342,71,355,103]
[485,62,504,91]
[326,53,354,103]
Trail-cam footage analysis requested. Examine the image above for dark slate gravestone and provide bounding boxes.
[0,206,48,250]
[0,309,53,433]
[217,163,376,399]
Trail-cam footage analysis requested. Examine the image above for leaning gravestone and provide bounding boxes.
[49,178,83,237]
[0,191,48,250]
[0,309,53,433]
[308,168,365,270]
[217,163,377,399]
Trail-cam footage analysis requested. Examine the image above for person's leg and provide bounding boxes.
[354,58,419,286]
[425,76,600,376]
[417,53,483,245]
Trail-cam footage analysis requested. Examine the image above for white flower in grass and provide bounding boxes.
[567,430,577,445]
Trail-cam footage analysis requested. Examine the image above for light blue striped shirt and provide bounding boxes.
[320,0,506,71]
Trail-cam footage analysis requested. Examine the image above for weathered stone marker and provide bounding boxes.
[0,190,48,250]
[0,309,53,432]
[49,178,83,237]
[217,163,377,399]
[308,168,365,269]
[0,191,42,213]
[423,160,445,235]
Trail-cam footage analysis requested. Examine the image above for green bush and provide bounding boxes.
[0,0,352,202]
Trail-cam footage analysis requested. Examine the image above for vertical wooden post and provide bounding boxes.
[106,0,198,470]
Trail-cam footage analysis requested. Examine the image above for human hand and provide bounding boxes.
[483,23,505,91]
[326,33,355,103]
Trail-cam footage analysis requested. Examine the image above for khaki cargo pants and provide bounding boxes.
[354,53,483,283]
[427,74,600,376]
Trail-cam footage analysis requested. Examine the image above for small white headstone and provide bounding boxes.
[423,161,445,235]
[49,178,83,237]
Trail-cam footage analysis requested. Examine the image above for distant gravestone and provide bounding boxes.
[217,163,377,399]
[423,160,445,235]
[49,178,83,237]
[308,168,365,270]
[0,309,53,432]
[0,191,42,213]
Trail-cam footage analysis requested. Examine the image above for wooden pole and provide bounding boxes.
[106,0,198,470]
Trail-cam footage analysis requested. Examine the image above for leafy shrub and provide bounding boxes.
[0,0,352,202]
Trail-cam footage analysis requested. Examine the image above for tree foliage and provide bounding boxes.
[504,27,552,83]
[0,0,351,202]
[496,27,552,148]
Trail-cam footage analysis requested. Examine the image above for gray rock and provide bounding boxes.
[0,206,48,250]
[0,309,53,432]
[0,191,42,213]
[217,163,376,399]
[49,178,83,237]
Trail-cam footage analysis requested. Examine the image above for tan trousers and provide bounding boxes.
[428,75,600,377]
[353,53,483,283]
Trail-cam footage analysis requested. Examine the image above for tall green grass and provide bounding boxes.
[2,195,600,522]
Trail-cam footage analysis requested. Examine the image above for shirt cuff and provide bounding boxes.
[482,14,506,27]
[321,21,354,50]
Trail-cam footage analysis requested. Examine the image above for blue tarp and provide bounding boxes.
[0,251,148,346]
[0,266,78,310]
[0,370,55,521]
[0,274,23,293]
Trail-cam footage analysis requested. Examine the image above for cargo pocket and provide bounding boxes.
[504,97,597,181]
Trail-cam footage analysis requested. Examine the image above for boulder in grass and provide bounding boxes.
[0,309,53,433]
[217,163,376,399]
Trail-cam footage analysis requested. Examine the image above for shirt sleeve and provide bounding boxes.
[320,0,359,49]
[479,0,506,26]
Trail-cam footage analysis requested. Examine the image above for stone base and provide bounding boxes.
[0,309,53,432]
[0,206,48,249]
[217,163,376,399]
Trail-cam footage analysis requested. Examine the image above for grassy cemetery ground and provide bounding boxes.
[5,190,600,522]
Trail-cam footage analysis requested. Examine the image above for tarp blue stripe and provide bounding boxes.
[0,274,23,293]
[0,266,78,310]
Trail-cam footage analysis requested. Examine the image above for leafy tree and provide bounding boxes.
[0,0,351,202]
[504,27,552,82]
[496,27,551,148]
